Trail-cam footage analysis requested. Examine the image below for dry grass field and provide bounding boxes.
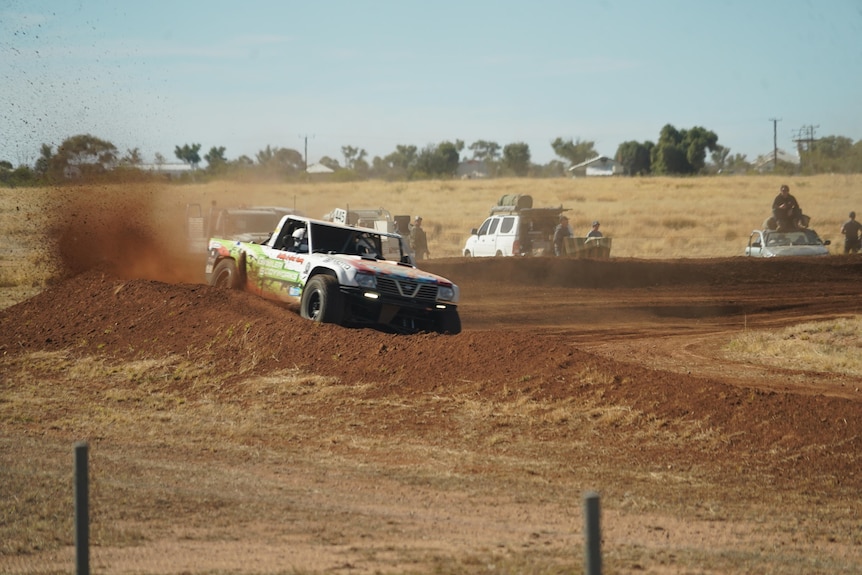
[2,175,862,575]
[155,174,860,260]
[3,173,858,307]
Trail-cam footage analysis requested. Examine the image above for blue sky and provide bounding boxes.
[2,0,861,167]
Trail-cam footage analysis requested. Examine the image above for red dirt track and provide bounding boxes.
[3,217,862,571]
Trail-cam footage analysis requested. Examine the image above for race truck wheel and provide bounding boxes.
[463,249,472,257]
[435,307,461,335]
[210,259,241,289]
[300,275,345,325]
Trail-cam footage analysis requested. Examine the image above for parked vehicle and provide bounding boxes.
[463,195,566,257]
[186,203,303,254]
[745,228,831,257]
[205,215,460,334]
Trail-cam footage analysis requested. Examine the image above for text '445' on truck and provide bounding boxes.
[206,215,461,334]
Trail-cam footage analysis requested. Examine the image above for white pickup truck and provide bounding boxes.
[205,215,461,334]
[745,228,831,258]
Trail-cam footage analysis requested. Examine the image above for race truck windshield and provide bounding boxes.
[308,222,400,261]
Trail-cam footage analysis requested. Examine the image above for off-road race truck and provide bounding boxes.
[205,215,461,334]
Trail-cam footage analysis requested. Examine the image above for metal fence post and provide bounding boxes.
[584,490,601,575]
[74,442,90,575]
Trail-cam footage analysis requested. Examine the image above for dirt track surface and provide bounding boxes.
[3,254,862,573]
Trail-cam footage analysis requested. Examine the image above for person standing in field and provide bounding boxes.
[840,211,862,254]
[553,214,573,256]
[409,216,430,260]
[586,221,603,238]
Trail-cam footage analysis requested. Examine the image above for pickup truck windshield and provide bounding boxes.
[765,230,823,247]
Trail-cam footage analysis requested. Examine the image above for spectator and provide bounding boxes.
[586,221,603,238]
[553,214,573,256]
[840,211,862,254]
[409,216,430,260]
[772,184,802,231]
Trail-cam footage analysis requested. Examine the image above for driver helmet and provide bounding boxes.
[292,228,306,240]
[780,184,790,193]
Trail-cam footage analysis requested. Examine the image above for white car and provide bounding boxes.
[745,228,831,257]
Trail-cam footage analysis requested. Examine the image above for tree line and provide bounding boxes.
[2,125,861,187]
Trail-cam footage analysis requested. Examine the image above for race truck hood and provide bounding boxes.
[332,255,459,298]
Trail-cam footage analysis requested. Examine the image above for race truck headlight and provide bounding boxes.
[355,272,377,289]
[438,285,456,301]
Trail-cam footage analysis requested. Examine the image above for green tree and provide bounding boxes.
[651,124,718,175]
[502,142,531,176]
[174,143,202,168]
[49,134,118,181]
[0,163,37,187]
[468,140,501,162]
[319,156,341,170]
[120,147,143,166]
[725,153,751,174]
[256,146,304,174]
[415,141,460,178]
[377,144,419,179]
[615,141,653,175]
[709,145,730,173]
[551,137,597,166]
[204,146,227,172]
[34,144,53,178]
[800,135,859,173]
[341,145,367,170]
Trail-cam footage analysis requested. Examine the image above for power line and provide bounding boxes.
[792,125,819,152]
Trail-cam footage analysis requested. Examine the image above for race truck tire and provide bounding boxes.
[463,249,472,257]
[435,307,462,335]
[300,275,345,325]
[210,259,241,290]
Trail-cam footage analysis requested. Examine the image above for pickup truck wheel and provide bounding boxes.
[435,307,461,335]
[463,250,472,257]
[300,275,345,325]
[210,259,241,289]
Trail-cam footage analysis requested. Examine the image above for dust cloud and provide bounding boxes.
[48,183,205,284]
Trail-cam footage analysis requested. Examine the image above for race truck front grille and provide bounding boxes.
[376,277,439,303]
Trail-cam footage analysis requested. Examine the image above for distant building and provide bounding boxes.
[456,159,489,179]
[140,162,194,179]
[306,162,335,174]
[567,155,623,177]
[753,148,800,172]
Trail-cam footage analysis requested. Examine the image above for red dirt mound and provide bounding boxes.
[2,259,861,489]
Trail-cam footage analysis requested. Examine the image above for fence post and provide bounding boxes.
[74,442,89,575]
[584,490,601,575]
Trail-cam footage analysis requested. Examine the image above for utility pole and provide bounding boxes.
[792,125,818,152]
[791,125,818,172]
[299,134,314,170]
[769,118,781,169]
